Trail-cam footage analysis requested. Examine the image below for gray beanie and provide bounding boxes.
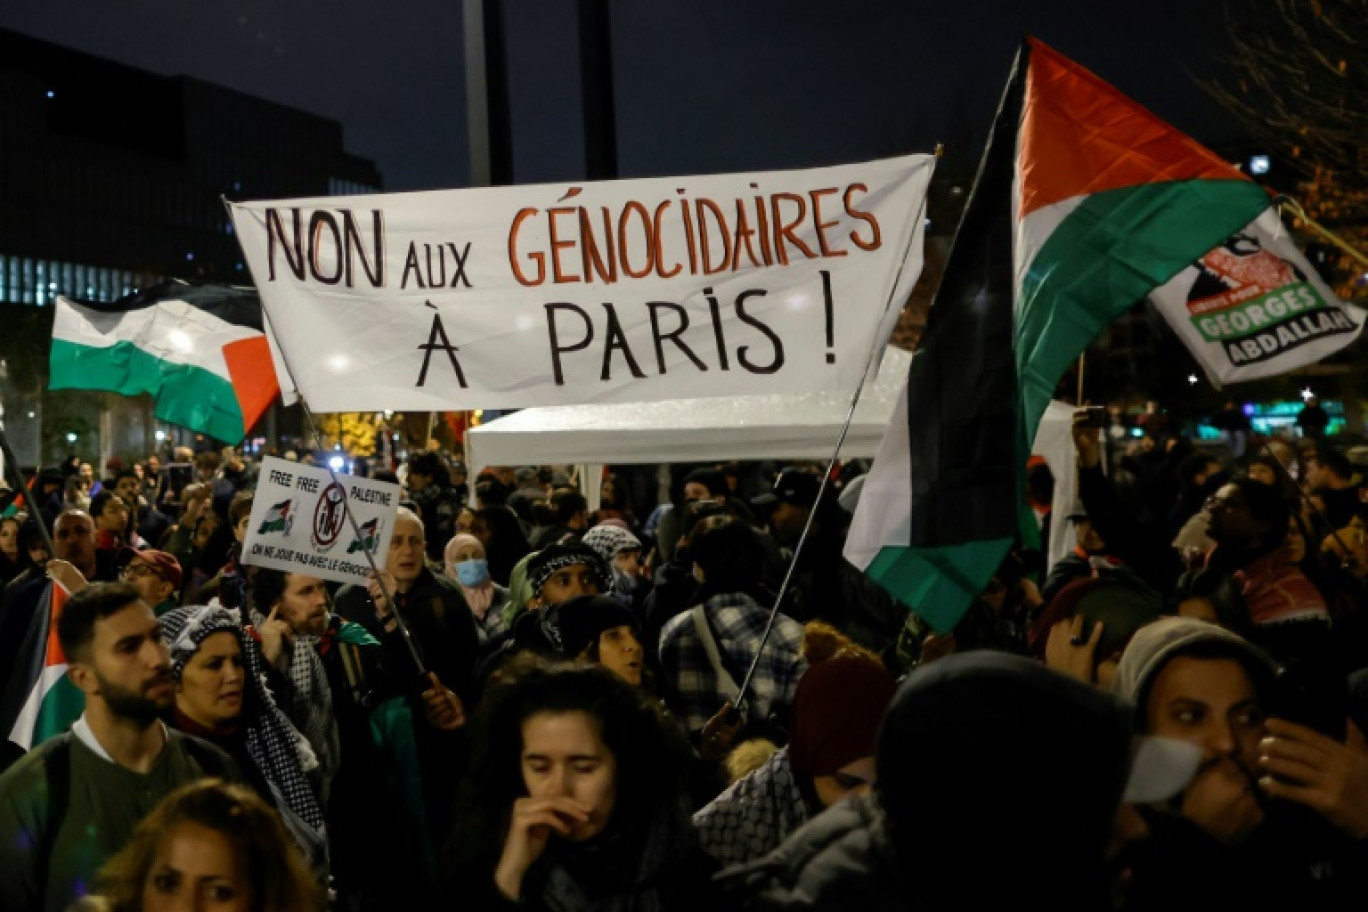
[1113,617,1278,710]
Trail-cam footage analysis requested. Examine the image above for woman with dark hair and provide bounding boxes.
[0,515,23,584]
[448,664,728,910]
[471,505,533,587]
[159,604,329,873]
[75,779,325,912]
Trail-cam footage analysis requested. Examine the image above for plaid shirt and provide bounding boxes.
[658,591,807,735]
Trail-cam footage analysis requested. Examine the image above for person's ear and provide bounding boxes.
[67,662,98,697]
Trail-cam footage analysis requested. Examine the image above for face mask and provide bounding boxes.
[455,558,490,587]
[612,568,636,602]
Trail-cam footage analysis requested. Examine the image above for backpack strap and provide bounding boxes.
[689,605,741,704]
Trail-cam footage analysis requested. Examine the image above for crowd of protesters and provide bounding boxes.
[0,403,1367,910]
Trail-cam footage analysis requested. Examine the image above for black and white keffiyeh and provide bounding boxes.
[692,745,809,867]
[528,542,614,599]
[248,606,341,806]
[161,604,329,869]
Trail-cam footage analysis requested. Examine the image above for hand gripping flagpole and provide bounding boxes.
[733,186,932,717]
[0,425,56,557]
[258,314,429,678]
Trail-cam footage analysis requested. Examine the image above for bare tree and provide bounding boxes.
[1208,0,1368,298]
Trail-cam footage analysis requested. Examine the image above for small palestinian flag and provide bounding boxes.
[846,38,1270,632]
[347,517,381,554]
[50,282,280,444]
[0,580,83,751]
[258,499,294,535]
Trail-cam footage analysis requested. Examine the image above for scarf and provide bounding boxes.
[249,606,342,806]
[534,798,699,912]
[161,604,329,870]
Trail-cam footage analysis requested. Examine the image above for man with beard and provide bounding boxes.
[254,565,466,908]
[0,582,238,912]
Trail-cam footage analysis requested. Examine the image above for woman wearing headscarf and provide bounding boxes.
[159,604,329,874]
[445,531,510,642]
[693,623,896,865]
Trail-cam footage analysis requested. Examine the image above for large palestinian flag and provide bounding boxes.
[845,38,1272,632]
[50,282,280,443]
[0,580,83,751]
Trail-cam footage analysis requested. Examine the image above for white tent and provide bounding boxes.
[467,348,1078,567]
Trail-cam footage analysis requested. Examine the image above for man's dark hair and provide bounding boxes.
[1315,448,1353,482]
[229,490,255,528]
[683,467,729,498]
[58,581,144,662]
[407,452,450,487]
[550,488,588,524]
[115,468,140,488]
[90,490,122,522]
[249,566,290,613]
[1232,476,1291,553]
[689,515,763,592]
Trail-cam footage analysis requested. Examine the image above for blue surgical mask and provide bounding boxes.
[455,558,490,587]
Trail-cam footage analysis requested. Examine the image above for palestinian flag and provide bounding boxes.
[0,580,83,751]
[347,517,381,554]
[845,38,1271,632]
[258,499,294,534]
[50,282,280,444]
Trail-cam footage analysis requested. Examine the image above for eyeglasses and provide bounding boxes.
[120,563,160,581]
[1204,494,1248,513]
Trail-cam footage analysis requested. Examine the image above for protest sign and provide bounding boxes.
[1150,206,1366,386]
[240,456,398,585]
[228,154,933,411]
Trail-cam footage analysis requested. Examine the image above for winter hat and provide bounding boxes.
[527,542,613,599]
[788,654,896,779]
[540,594,639,658]
[582,524,642,566]
[1113,616,1278,710]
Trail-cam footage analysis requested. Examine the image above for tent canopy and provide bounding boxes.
[467,347,914,470]
[466,348,1078,568]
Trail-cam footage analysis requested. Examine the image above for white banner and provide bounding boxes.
[1150,207,1366,386]
[240,456,399,585]
[228,155,933,411]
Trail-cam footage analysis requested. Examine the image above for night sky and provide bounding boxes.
[0,0,1249,191]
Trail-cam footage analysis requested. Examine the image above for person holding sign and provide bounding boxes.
[248,566,455,908]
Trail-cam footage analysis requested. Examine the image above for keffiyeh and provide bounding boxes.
[161,604,329,869]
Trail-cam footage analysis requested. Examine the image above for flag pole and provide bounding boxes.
[0,425,56,556]
[1256,439,1356,560]
[733,189,930,714]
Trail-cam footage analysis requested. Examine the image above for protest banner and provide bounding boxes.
[1150,206,1366,386]
[240,456,399,585]
[227,154,934,411]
